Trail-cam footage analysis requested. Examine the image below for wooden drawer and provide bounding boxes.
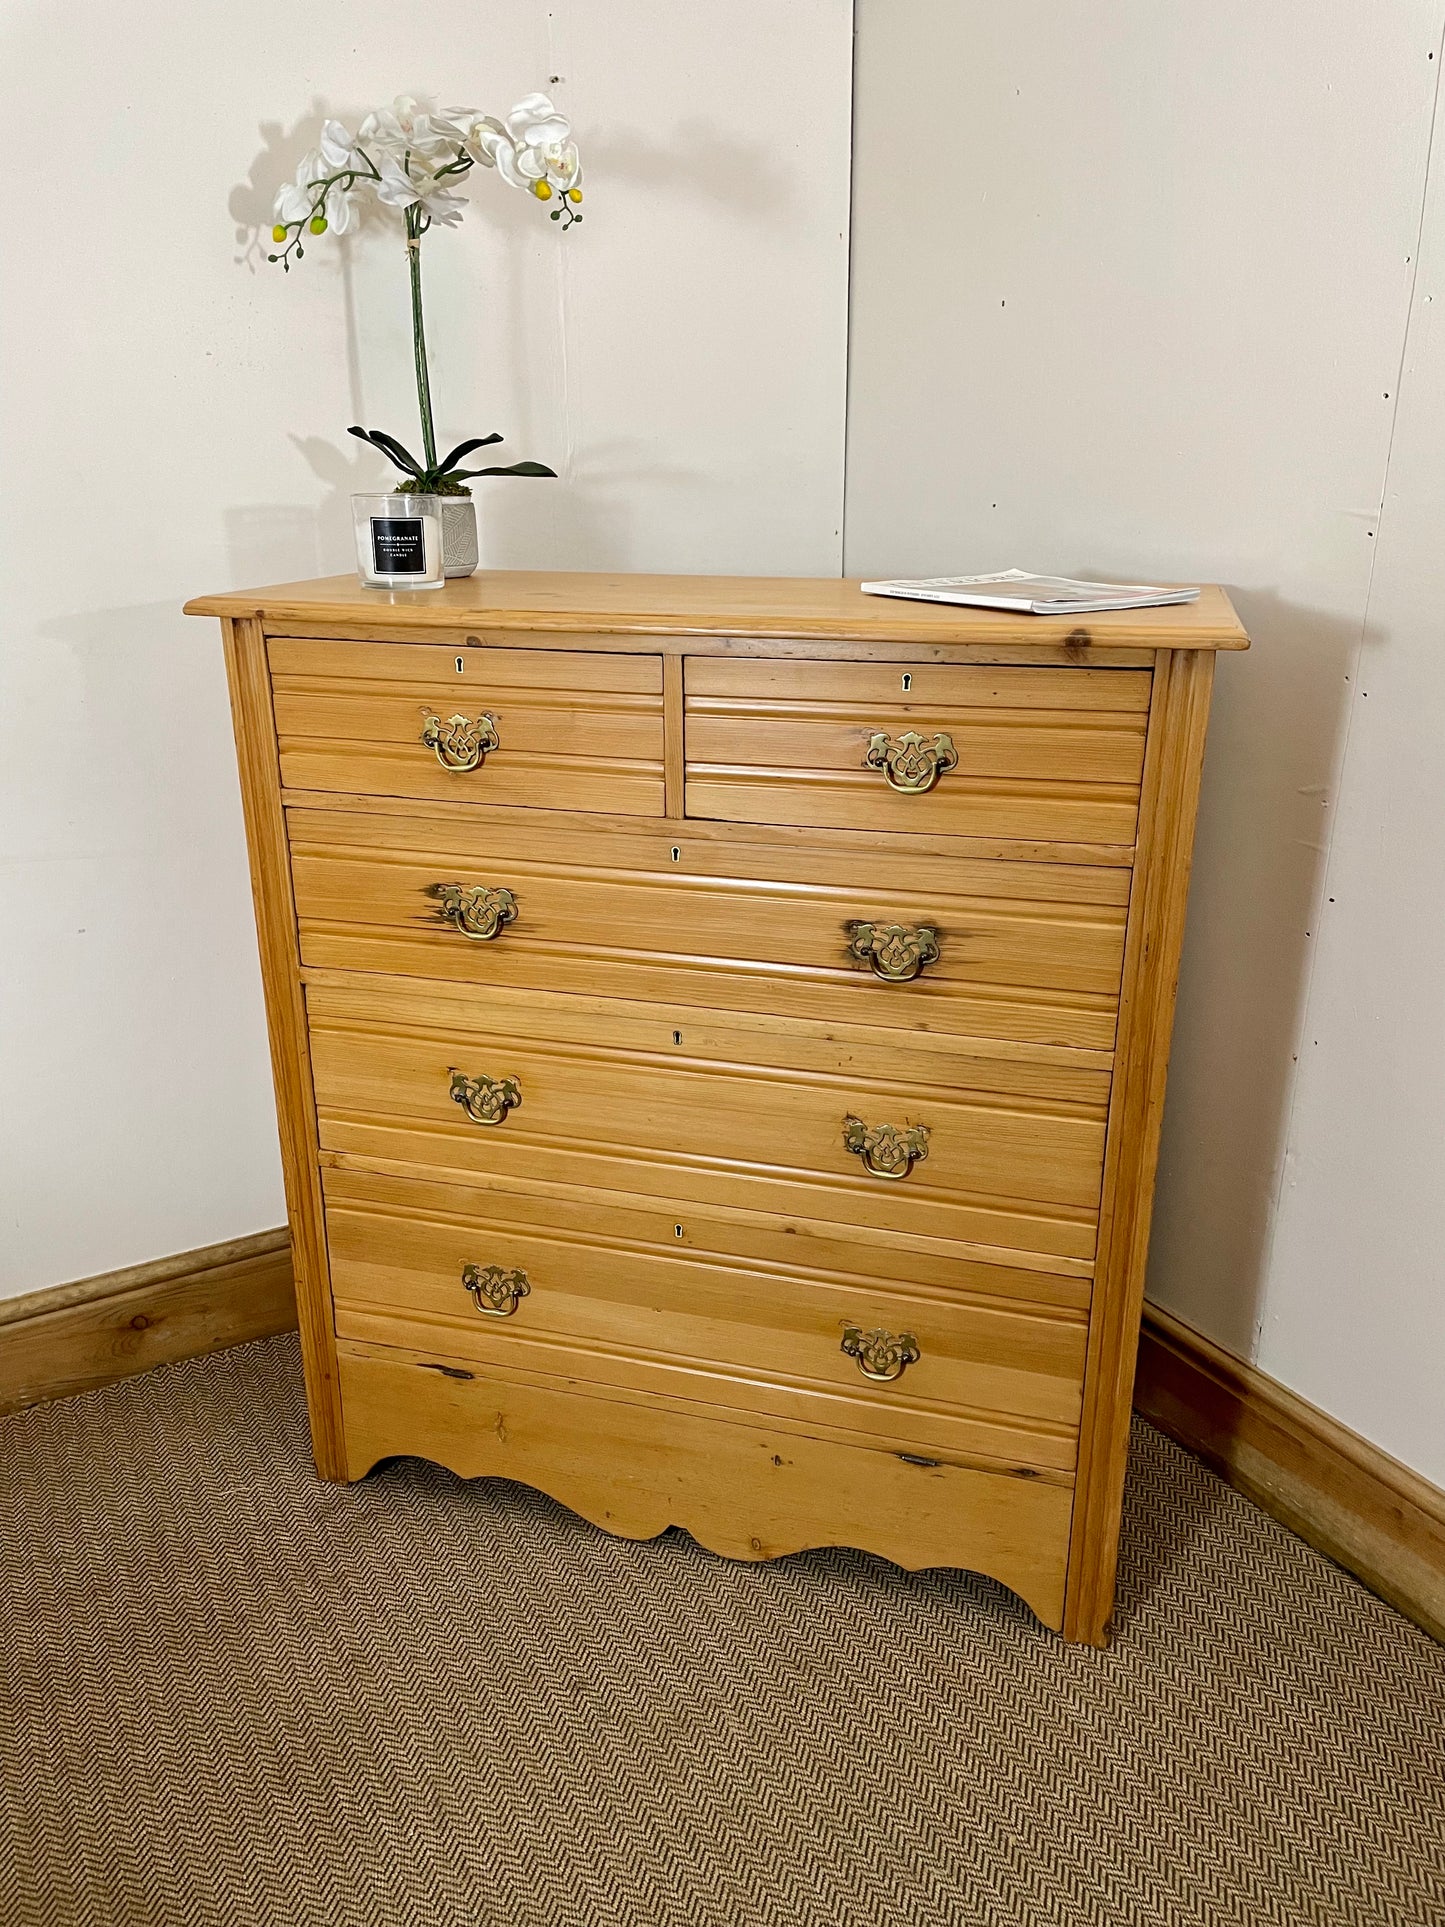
[269,637,665,816]
[336,1339,1076,1628]
[308,978,1109,1264]
[288,807,1130,1050]
[325,1168,1088,1473]
[685,658,1151,844]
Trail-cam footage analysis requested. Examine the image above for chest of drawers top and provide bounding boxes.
[186,568,1247,654]
[192,570,1245,1648]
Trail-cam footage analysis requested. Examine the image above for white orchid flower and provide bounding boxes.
[373,152,466,227]
[359,95,452,157]
[317,118,365,172]
[322,182,357,233]
[507,92,572,149]
[504,92,583,194]
[434,106,484,145]
[470,120,526,187]
[466,94,583,199]
[272,128,369,237]
[266,84,583,264]
[273,144,326,222]
[274,180,309,225]
[510,138,579,189]
[443,109,507,166]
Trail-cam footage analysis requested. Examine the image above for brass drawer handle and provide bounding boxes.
[841,1324,921,1383]
[864,730,958,794]
[430,882,518,942]
[842,1115,930,1181]
[845,920,940,983]
[462,1263,531,1317]
[421,710,499,772]
[449,1069,521,1126]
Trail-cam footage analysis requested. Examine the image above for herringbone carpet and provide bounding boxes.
[1,1337,1442,1926]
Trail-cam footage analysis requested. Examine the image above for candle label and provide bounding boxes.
[370,517,426,575]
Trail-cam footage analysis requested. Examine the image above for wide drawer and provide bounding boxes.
[269,637,665,816]
[307,978,1109,1264]
[287,807,1130,1050]
[325,1168,1088,1473]
[685,657,1151,844]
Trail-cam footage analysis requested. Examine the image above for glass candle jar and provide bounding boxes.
[352,493,445,589]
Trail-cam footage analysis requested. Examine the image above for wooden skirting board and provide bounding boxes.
[1135,1302,1445,1645]
[1,1230,1440,1645]
[0,1231,297,1418]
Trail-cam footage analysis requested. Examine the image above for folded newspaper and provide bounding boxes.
[860,570,1200,615]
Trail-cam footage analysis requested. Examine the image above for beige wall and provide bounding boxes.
[0,0,853,1296]
[847,1,1445,1482]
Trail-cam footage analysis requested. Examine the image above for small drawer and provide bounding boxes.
[684,658,1151,845]
[324,1168,1089,1473]
[307,977,1109,1265]
[287,807,1131,1050]
[269,637,665,816]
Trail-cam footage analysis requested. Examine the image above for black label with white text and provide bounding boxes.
[370,517,426,575]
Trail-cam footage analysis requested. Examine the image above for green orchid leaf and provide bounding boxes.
[453,460,558,479]
[365,432,427,478]
[437,435,504,472]
[346,425,424,478]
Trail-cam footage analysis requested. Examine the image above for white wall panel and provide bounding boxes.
[1258,106,1445,1485]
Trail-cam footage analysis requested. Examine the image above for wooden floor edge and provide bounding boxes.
[0,1228,299,1418]
[1135,1301,1445,1645]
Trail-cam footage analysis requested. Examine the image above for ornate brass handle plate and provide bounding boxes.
[462,1263,531,1318]
[841,1324,921,1383]
[845,920,940,983]
[864,730,958,794]
[430,882,518,942]
[421,710,500,772]
[842,1115,930,1181]
[448,1069,522,1126]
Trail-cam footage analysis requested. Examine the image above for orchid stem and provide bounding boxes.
[405,206,438,473]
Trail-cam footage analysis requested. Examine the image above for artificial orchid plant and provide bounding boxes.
[266,93,583,495]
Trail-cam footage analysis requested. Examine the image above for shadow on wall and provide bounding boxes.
[1148,589,1374,1356]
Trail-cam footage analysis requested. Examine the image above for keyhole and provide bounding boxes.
[672,1030,682,1045]
[901,673,912,693]
[455,657,465,674]
[670,847,681,863]
[674,1224,684,1239]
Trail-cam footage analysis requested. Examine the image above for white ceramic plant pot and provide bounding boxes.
[440,496,479,578]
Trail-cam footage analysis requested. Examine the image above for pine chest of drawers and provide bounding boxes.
[188,571,1247,1643]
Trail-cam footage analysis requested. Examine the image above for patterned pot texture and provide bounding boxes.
[440,497,479,578]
